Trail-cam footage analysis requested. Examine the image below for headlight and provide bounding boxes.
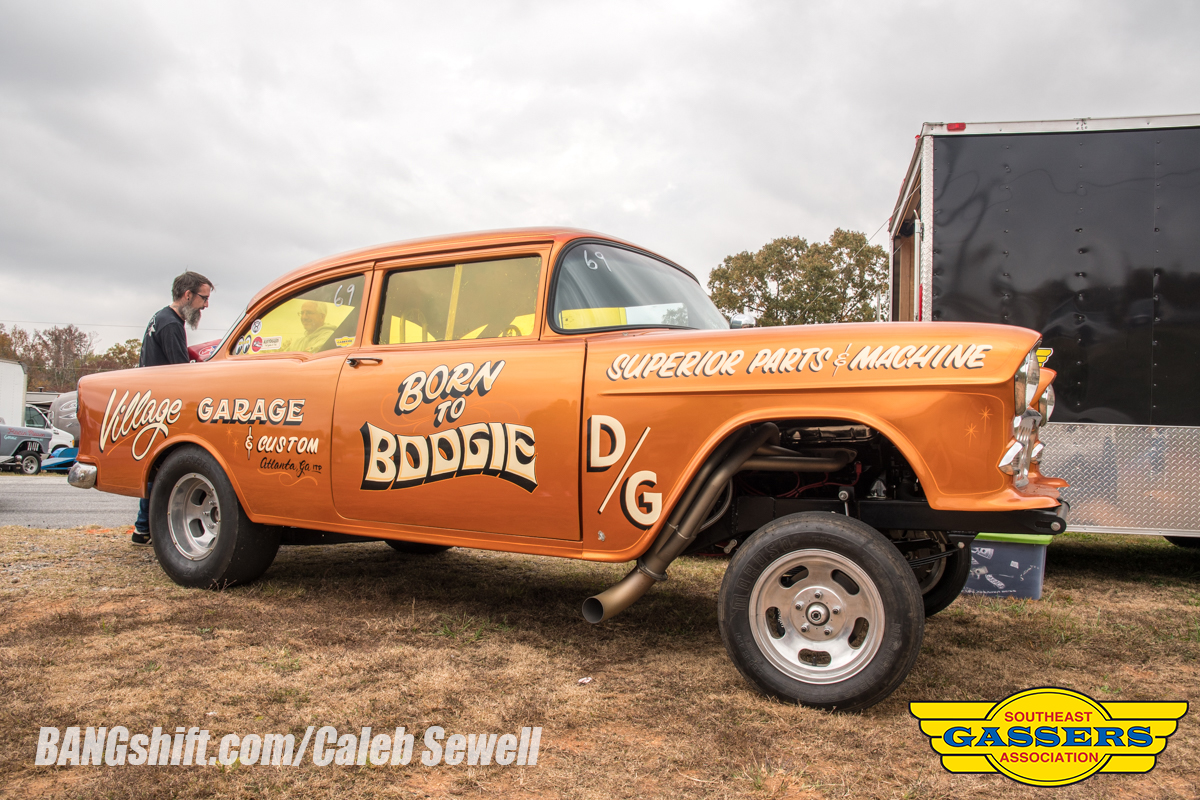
[1038,384,1056,421]
[1013,347,1041,414]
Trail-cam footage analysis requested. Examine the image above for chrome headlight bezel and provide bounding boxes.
[1013,347,1041,414]
[1038,383,1056,421]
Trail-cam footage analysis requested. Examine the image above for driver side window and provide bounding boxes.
[232,274,366,356]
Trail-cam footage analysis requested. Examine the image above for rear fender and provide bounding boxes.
[140,436,255,515]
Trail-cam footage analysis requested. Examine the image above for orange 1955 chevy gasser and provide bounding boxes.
[69,228,1065,711]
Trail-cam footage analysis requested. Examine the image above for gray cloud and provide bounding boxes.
[1,0,1198,348]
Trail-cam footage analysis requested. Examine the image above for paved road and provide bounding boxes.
[0,474,140,529]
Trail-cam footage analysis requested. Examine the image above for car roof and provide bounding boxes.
[247,227,657,310]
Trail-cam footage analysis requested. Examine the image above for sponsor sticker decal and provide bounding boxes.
[335,336,355,348]
[911,687,1187,787]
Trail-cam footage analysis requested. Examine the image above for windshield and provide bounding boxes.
[552,243,728,332]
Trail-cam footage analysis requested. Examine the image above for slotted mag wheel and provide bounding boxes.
[749,548,885,684]
[167,472,221,560]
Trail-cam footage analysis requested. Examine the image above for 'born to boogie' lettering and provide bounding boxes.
[359,420,537,492]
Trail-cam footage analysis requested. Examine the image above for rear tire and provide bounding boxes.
[1164,536,1200,549]
[718,512,924,712]
[150,446,280,588]
[385,539,452,555]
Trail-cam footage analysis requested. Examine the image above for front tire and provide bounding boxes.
[916,546,971,617]
[150,446,280,588]
[894,532,971,617]
[718,512,924,712]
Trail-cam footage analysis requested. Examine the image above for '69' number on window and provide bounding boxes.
[584,250,612,272]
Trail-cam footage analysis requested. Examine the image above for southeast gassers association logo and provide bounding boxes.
[911,687,1187,787]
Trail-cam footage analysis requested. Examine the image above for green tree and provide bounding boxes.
[707,228,888,326]
[85,338,141,374]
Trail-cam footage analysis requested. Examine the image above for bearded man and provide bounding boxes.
[131,270,212,544]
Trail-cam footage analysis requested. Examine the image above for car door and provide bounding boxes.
[214,269,370,521]
[330,247,584,541]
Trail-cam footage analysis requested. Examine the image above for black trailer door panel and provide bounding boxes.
[930,131,1157,424]
[1151,127,1200,426]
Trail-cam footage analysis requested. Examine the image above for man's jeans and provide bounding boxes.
[135,487,151,533]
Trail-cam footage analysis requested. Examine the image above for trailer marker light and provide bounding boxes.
[946,123,966,131]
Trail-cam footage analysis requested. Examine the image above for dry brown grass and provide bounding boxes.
[0,526,1196,799]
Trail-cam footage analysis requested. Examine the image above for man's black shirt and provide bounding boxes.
[139,306,190,367]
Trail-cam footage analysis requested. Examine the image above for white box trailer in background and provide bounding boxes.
[0,359,27,427]
[0,359,53,474]
[889,114,1200,545]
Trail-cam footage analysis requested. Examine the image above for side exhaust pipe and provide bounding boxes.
[582,422,779,623]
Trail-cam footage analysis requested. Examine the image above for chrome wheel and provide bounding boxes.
[151,446,280,588]
[167,472,221,560]
[20,453,41,475]
[749,548,885,685]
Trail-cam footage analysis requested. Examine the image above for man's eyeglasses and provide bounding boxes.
[192,293,211,302]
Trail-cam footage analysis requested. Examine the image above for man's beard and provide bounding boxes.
[180,304,201,330]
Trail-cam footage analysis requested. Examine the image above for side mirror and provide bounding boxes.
[729,313,756,329]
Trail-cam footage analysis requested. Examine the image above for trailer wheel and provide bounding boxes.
[718,512,924,712]
[151,446,280,588]
[1164,536,1200,550]
[20,451,41,476]
[385,540,452,555]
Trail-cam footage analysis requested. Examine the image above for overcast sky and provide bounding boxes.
[2,0,1198,350]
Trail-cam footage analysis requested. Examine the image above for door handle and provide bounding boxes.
[346,357,383,367]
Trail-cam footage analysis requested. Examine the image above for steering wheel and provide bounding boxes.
[500,324,522,338]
